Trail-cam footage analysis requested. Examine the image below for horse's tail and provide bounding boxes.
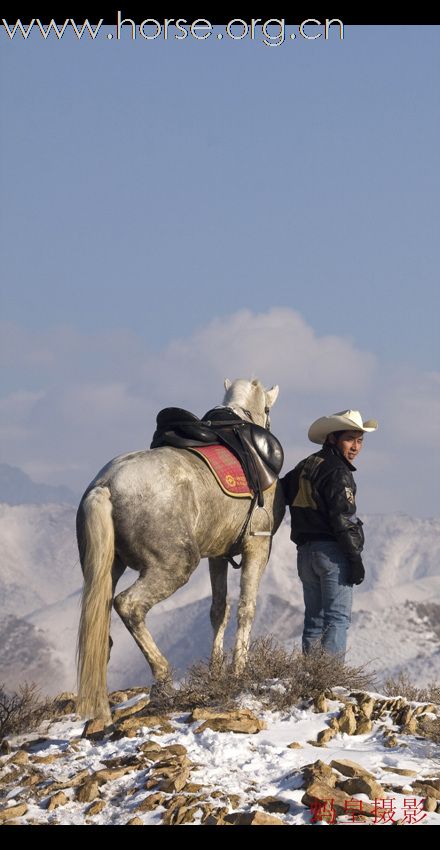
[76,485,114,722]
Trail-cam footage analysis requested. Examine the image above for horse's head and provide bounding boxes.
[223,378,279,429]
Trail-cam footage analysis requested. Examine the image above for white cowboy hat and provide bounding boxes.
[308,410,378,445]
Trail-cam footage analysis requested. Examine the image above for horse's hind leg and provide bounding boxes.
[209,557,230,671]
[114,553,198,682]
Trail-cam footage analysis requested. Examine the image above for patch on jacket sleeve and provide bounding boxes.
[345,486,355,505]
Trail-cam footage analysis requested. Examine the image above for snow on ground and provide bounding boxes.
[1,690,439,827]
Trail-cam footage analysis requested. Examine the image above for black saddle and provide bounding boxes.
[150,406,284,506]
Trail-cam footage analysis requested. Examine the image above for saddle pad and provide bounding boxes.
[187,445,252,498]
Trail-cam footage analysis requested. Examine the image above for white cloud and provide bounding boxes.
[0,309,438,516]
[142,308,376,397]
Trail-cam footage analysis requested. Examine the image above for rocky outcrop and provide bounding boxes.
[191,708,266,735]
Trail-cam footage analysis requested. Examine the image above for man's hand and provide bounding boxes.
[350,557,365,586]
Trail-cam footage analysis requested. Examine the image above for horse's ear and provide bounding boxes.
[266,385,279,407]
[224,378,232,390]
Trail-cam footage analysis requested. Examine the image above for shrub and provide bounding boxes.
[383,672,440,705]
[0,682,54,740]
[170,635,375,712]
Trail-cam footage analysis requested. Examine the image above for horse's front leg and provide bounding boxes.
[232,542,270,676]
[209,557,230,671]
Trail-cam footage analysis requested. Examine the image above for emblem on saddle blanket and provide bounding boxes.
[187,445,254,497]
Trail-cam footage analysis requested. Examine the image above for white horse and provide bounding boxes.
[76,378,285,721]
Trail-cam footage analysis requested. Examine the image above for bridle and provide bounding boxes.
[239,405,271,431]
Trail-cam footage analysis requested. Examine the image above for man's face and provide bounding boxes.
[333,430,364,462]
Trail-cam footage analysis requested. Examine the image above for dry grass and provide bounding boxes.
[383,672,440,744]
[383,672,440,705]
[0,682,55,740]
[169,635,375,712]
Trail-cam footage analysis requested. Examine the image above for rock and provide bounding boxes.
[338,705,357,735]
[114,714,174,737]
[355,694,376,719]
[136,792,167,812]
[126,816,144,825]
[7,750,29,765]
[101,754,140,769]
[109,691,129,704]
[32,753,61,764]
[330,758,375,779]
[0,739,11,754]
[153,754,192,770]
[423,797,437,812]
[384,736,399,748]
[302,760,337,788]
[22,769,43,787]
[0,803,28,821]
[47,791,69,811]
[163,794,186,812]
[150,756,192,783]
[337,777,386,799]
[202,806,228,825]
[418,777,440,790]
[86,799,106,816]
[257,796,290,814]
[92,766,133,785]
[313,693,329,713]
[191,707,233,720]
[158,770,190,793]
[381,767,418,777]
[316,728,335,745]
[195,716,265,734]
[163,804,200,825]
[82,718,113,740]
[302,782,375,818]
[193,708,266,735]
[76,779,100,802]
[287,741,302,749]
[302,782,349,817]
[355,718,373,735]
[137,740,163,758]
[0,767,23,786]
[402,717,418,735]
[412,782,440,800]
[111,696,150,722]
[225,810,284,825]
[50,768,90,790]
[161,744,188,757]
[413,703,435,716]
[397,706,414,726]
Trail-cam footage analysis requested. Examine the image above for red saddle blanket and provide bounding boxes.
[187,445,252,497]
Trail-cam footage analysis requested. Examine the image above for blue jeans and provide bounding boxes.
[297,540,353,656]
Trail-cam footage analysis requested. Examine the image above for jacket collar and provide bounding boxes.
[321,443,356,471]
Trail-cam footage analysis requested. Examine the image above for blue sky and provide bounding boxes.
[0,23,439,515]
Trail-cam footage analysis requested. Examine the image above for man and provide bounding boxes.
[282,410,378,656]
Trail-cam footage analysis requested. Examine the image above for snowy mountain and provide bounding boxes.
[0,464,77,506]
[0,501,439,695]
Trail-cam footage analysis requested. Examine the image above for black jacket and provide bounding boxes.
[281,444,364,567]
